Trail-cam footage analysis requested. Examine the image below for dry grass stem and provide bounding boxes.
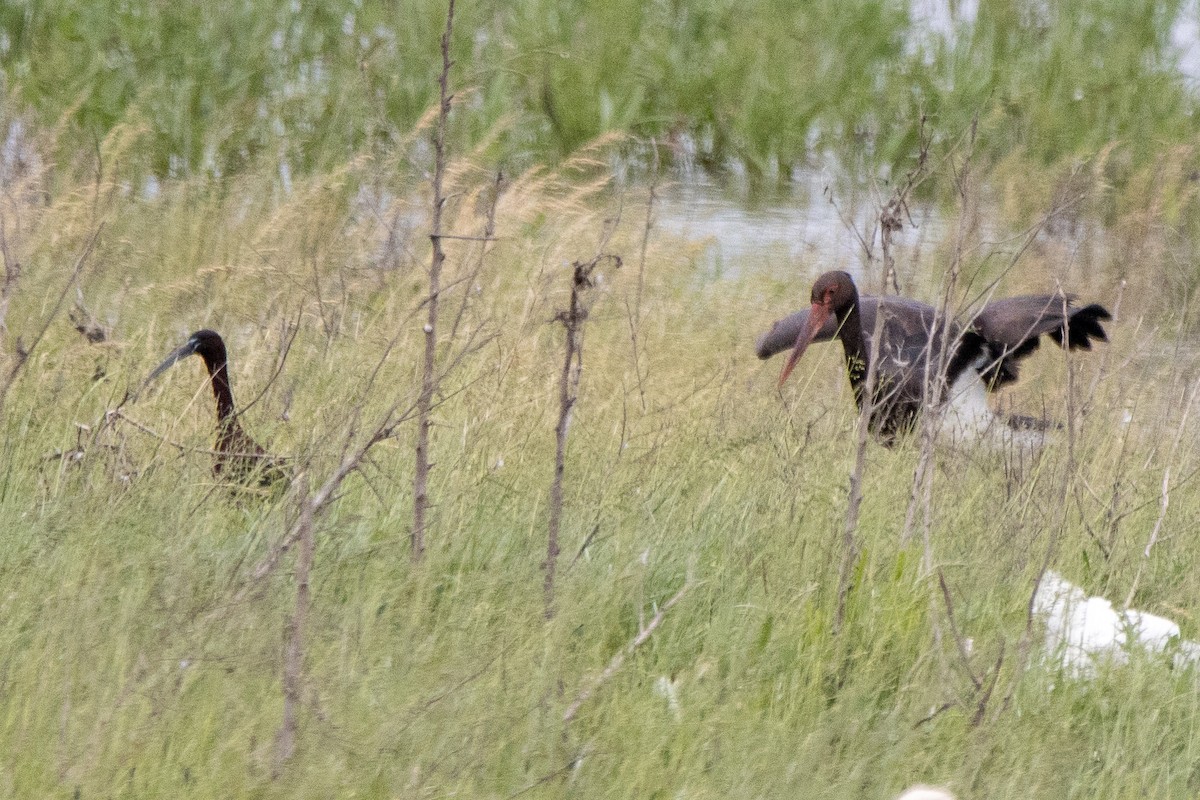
[1123,376,1199,608]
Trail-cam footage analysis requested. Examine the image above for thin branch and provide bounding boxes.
[207,324,484,619]
[836,117,932,632]
[563,579,693,724]
[970,644,1005,728]
[545,250,622,619]
[1004,532,1064,717]
[437,233,501,242]
[506,746,592,799]
[902,116,976,553]
[273,474,315,775]
[0,223,103,416]
[0,197,23,337]
[239,308,302,417]
[448,169,503,342]
[937,568,982,690]
[106,408,192,454]
[392,655,501,737]
[568,523,602,569]
[413,0,457,562]
[825,185,875,263]
[249,408,414,584]
[624,139,659,412]
[912,702,955,729]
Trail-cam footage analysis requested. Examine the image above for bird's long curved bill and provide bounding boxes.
[777,302,830,388]
[145,338,200,385]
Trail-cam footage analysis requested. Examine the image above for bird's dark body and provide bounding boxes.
[760,273,1111,443]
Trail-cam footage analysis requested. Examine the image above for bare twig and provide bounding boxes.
[970,644,1004,728]
[391,655,501,737]
[413,0,457,562]
[624,140,659,412]
[437,233,500,242]
[0,209,21,336]
[562,579,693,724]
[835,118,931,632]
[238,308,302,417]
[273,474,315,774]
[68,290,108,343]
[545,250,622,619]
[1082,279,1125,414]
[448,170,503,343]
[220,328,427,597]
[249,406,414,584]
[902,117,976,554]
[825,186,875,263]
[0,224,104,417]
[106,408,191,454]
[506,745,593,799]
[568,523,602,569]
[246,323,493,587]
[937,568,981,690]
[912,702,955,729]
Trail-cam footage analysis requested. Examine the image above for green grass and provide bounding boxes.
[0,116,1199,800]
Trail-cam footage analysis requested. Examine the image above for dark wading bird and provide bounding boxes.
[757,271,1112,447]
[146,329,289,486]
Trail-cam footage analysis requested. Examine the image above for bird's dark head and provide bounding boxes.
[185,330,227,365]
[146,329,228,383]
[810,270,858,316]
[778,271,860,388]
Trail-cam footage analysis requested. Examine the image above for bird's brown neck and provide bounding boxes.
[200,355,237,425]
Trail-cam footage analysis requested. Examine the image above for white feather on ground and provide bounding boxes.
[894,786,957,800]
[1034,570,1200,677]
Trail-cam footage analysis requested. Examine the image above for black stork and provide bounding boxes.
[147,329,290,486]
[757,271,1111,445]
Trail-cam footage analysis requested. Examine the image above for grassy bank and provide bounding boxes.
[0,112,1199,800]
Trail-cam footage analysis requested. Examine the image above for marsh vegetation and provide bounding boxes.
[3,1,1200,798]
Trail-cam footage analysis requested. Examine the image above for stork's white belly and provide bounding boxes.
[935,369,1049,451]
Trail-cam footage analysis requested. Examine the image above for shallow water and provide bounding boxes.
[643,0,1200,285]
[652,170,971,289]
